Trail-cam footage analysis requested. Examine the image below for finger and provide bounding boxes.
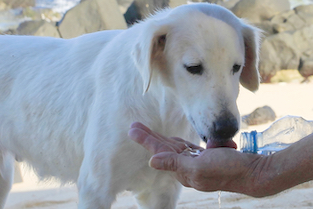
[130,122,153,134]
[149,151,195,171]
[152,135,188,152]
[170,137,186,143]
[168,137,188,151]
[149,152,180,171]
[128,128,162,153]
[184,140,204,151]
[129,128,177,154]
[170,137,204,153]
[130,122,165,141]
[148,152,196,187]
[128,126,148,144]
[130,122,182,146]
[130,122,204,154]
[129,124,187,153]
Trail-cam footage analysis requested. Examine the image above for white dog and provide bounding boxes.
[0,3,260,209]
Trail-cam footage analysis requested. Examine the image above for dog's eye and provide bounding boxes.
[232,64,241,74]
[184,64,203,75]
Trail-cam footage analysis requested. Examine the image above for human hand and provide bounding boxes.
[128,122,262,194]
[128,122,204,156]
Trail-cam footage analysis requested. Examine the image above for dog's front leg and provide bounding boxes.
[0,150,14,209]
[77,130,118,209]
[77,156,116,209]
[135,172,182,209]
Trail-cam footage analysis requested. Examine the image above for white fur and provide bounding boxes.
[0,3,260,209]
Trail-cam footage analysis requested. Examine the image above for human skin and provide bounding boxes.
[128,122,313,197]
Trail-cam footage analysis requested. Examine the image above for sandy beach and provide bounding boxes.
[4,81,313,209]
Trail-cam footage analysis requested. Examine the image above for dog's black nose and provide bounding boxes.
[212,114,238,140]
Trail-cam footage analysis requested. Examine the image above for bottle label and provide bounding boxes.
[241,130,258,154]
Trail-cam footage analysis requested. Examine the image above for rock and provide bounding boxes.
[22,7,62,22]
[123,0,186,25]
[232,0,290,23]
[271,10,306,33]
[294,4,313,24]
[0,0,35,9]
[128,0,168,19]
[1,29,17,35]
[254,21,276,37]
[216,0,240,10]
[116,0,133,14]
[169,0,188,8]
[270,5,313,33]
[292,24,313,55]
[124,1,142,25]
[16,20,60,38]
[123,0,240,26]
[58,0,127,39]
[191,0,241,10]
[299,58,313,79]
[242,106,276,126]
[271,9,296,25]
[259,24,313,82]
[259,32,300,82]
[0,1,7,10]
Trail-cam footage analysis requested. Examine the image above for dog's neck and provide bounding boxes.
[142,83,193,139]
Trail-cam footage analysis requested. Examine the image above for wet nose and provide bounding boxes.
[212,113,238,140]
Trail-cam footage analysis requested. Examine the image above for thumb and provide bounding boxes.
[149,152,181,171]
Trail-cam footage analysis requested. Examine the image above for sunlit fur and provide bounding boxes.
[0,3,260,209]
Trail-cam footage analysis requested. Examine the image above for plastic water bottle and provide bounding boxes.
[240,116,313,155]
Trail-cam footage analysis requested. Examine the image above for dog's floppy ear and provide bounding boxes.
[132,21,169,94]
[240,24,262,92]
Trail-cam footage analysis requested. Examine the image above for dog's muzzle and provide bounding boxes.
[206,112,239,149]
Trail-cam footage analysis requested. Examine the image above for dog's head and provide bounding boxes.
[132,3,261,148]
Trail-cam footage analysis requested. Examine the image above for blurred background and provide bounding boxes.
[0,0,313,83]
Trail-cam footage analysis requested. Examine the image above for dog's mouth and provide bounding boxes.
[189,117,238,149]
[205,138,237,149]
[200,135,237,149]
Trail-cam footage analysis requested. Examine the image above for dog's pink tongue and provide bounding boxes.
[206,139,237,149]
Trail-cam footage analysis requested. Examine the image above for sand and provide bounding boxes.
[5,82,313,209]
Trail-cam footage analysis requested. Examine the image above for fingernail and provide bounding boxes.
[148,157,162,170]
[128,129,136,140]
[129,122,136,129]
[127,129,132,138]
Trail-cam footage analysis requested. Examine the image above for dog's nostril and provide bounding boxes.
[213,117,238,139]
[201,135,207,142]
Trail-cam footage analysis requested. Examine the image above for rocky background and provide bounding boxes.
[0,0,313,84]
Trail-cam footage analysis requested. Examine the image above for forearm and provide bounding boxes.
[247,133,313,197]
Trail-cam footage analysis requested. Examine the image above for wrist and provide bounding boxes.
[240,153,286,198]
[244,154,271,197]
[228,153,269,197]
